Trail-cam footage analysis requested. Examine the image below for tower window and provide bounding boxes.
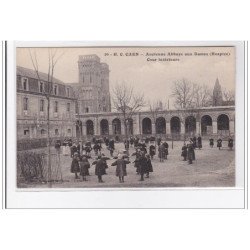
[66,87,70,97]
[85,107,89,113]
[55,129,59,136]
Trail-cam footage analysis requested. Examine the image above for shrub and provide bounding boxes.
[17,151,47,183]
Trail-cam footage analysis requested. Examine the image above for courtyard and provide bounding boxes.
[17,140,235,188]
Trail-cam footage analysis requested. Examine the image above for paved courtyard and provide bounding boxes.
[18,140,235,188]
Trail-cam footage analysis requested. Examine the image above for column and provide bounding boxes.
[134,114,140,135]
[82,122,86,136]
[196,121,200,135]
[166,122,171,136]
[109,124,113,136]
[229,120,235,134]
[152,123,156,135]
[94,117,99,136]
[180,123,185,135]
[212,121,217,134]
[121,121,125,136]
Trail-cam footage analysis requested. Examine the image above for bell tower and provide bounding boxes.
[78,55,111,113]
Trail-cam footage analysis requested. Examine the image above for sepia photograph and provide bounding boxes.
[15,45,236,189]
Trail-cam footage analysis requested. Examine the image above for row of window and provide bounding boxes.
[23,128,72,136]
[21,77,70,97]
[23,97,71,113]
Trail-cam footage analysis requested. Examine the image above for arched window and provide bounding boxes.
[100,119,109,135]
[217,114,229,130]
[201,115,212,135]
[185,116,196,135]
[86,120,94,135]
[142,118,152,134]
[156,117,166,134]
[112,118,121,135]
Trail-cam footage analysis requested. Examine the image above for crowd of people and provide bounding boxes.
[54,135,234,184]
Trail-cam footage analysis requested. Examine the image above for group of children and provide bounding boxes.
[209,137,234,150]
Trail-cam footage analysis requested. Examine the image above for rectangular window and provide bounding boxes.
[23,97,28,111]
[66,87,70,97]
[22,77,28,90]
[39,82,44,93]
[54,101,58,113]
[67,103,70,112]
[40,99,44,112]
[54,85,58,95]
[24,129,29,135]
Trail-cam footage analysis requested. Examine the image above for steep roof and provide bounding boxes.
[16,66,65,85]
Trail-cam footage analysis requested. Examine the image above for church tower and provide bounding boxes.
[78,55,111,113]
[212,78,223,106]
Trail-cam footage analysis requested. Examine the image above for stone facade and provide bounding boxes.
[76,54,111,113]
[16,66,76,141]
[76,106,235,140]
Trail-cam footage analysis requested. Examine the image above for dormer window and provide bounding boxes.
[54,85,58,95]
[66,87,70,97]
[22,77,29,91]
[39,81,44,93]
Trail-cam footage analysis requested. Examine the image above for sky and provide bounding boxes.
[16,46,235,109]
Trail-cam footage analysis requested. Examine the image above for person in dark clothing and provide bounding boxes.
[70,155,80,179]
[209,138,214,148]
[77,142,81,155]
[92,156,107,183]
[217,138,222,150]
[197,136,202,150]
[138,152,148,181]
[181,143,187,161]
[163,141,169,159]
[111,155,130,183]
[93,142,101,156]
[79,155,90,181]
[149,143,156,159]
[105,137,109,147]
[71,143,78,158]
[108,139,115,157]
[124,139,129,151]
[145,154,153,178]
[158,143,165,162]
[192,136,197,148]
[132,148,141,174]
[157,137,162,147]
[134,137,139,148]
[130,137,134,147]
[228,137,234,150]
[83,141,92,157]
[187,141,195,164]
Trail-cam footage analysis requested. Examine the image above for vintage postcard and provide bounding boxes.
[15,44,237,190]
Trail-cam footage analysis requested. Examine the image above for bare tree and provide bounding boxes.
[171,78,194,108]
[193,84,212,108]
[112,82,145,143]
[72,87,83,144]
[29,48,64,187]
[223,88,235,105]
